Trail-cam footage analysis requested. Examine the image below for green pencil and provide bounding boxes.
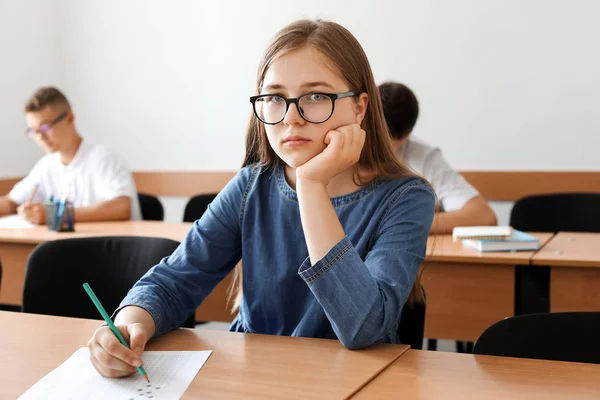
[82,282,149,382]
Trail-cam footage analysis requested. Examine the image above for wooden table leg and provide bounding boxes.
[422,262,514,342]
[0,243,36,306]
[551,267,600,312]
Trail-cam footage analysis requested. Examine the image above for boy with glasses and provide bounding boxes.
[0,87,141,224]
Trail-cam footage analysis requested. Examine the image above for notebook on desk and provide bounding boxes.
[462,230,540,252]
[452,226,513,241]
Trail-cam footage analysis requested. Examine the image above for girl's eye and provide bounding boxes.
[266,95,284,103]
[308,94,326,102]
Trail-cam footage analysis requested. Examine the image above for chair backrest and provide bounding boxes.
[183,193,218,222]
[473,312,600,363]
[510,193,600,233]
[397,286,426,349]
[138,193,164,221]
[22,236,194,327]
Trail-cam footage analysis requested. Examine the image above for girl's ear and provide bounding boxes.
[355,93,368,125]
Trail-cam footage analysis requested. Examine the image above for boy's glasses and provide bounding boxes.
[25,112,68,138]
[250,92,357,125]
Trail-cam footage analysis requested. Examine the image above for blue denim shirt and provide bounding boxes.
[120,165,435,349]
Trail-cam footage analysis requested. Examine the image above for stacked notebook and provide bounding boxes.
[452,226,540,252]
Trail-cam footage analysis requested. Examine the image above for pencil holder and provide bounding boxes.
[45,201,75,232]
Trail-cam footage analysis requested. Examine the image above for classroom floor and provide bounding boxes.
[195,322,457,352]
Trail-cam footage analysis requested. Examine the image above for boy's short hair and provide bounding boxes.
[24,87,71,113]
[378,82,419,140]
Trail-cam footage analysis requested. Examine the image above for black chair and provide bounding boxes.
[138,193,164,221]
[183,193,218,222]
[397,288,426,349]
[22,236,194,328]
[473,312,600,364]
[510,193,600,233]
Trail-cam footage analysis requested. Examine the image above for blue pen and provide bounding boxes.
[55,194,67,231]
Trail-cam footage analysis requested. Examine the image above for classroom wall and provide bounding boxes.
[58,0,600,172]
[0,1,65,179]
[2,1,599,222]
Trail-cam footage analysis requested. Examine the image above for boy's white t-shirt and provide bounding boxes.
[399,138,479,212]
[9,140,141,220]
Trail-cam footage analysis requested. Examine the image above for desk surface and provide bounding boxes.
[531,232,600,267]
[426,233,554,264]
[0,224,555,265]
[352,349,600,400]
[0,220,193,244]
[0,311,408,400]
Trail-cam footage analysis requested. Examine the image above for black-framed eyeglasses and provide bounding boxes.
[25,111,68,138]
[249,91,357,125]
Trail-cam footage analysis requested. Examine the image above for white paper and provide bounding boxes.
[18,348,212,400]
[0,215,35,229]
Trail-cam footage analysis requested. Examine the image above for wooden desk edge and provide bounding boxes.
[346,345,410,400]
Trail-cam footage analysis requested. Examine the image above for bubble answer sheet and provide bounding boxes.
[18,348,212,400]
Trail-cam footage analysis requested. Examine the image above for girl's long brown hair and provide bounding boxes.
[229,19,426,313]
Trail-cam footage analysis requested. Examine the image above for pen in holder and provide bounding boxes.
[45,200,75,232]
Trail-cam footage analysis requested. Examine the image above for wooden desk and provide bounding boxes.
[352,350,600,399]
[0,311,408,400]
[422,233,554,342]
[0,220,237,323]
[531,232,600,313]
[0,221,191,306]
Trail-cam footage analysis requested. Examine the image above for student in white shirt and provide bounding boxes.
[0,87,141,224]
[379,82,496,234]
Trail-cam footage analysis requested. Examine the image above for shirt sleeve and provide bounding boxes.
[421,147,479,212]
[8,158,48,204]
[117,168,254,337]
[297,179,436,349]
[94,150,137,202]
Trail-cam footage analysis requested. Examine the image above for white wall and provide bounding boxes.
[58,0,600,172]
[3,1,600,220]
[0,1,65,178]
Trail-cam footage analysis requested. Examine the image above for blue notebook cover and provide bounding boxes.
[463,230,540,252]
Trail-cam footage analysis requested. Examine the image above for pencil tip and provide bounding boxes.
[144,374,150,382]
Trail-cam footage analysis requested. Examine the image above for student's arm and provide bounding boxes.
[298,179,435,350]
[0,195,18,215]
[74,196,131,222]
[114,168,251,336]
[94,150,138,220]
[17,196,132,225]
[419,146,496,233]
[4,158,48,218]
[430,196,497,234]
[296,124,365,262]
[88,306,155,378]
[87,169,251,378]
[296,124,436,349]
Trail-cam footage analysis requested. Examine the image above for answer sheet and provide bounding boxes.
[0,215,35,229]
[18,348,212,400]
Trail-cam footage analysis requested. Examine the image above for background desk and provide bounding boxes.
[0,311,408,400]
[352,349,600,399]
[0,221,190,306]
[529,232,600,313]
[422,233,554,342]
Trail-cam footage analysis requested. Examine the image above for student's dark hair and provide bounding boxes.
[378,82,419,140]
[24,87,71,113]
